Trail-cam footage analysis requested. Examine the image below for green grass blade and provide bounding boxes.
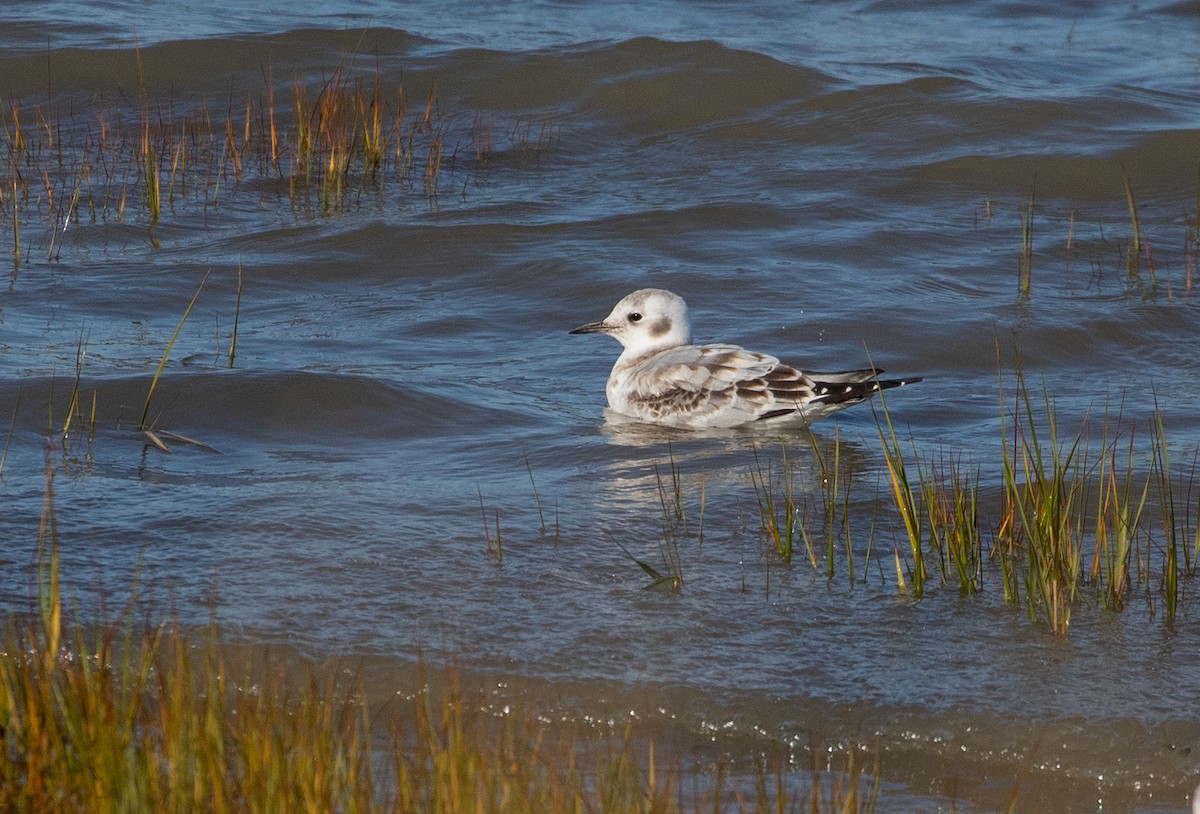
[228,263,242,368]
[140,271,209,431]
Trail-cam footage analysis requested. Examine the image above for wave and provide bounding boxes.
[0,369,511,443]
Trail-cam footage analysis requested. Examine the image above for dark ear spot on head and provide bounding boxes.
[649,317,672,338]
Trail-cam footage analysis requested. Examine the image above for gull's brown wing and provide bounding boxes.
[616,345,920,429]
[616,344,812,428]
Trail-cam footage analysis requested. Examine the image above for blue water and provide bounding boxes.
[2,2,1200,811]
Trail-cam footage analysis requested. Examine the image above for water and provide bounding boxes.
[2,2,1200,810]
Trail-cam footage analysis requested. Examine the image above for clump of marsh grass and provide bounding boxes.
[1149,406,1185,624]
[37,330,99,465]
[872,387,986,597]
[750,445,801,565]
[875,405,928,595]
[796,434,854,581]
[747,437,870,582]
[517,113,560,156]
[0,62,558,259]
[805,429,862,581]
[474,455,568,562]
[44,162,85,262]
[7,264,235,457]
[992,354,1199,631]
[1088,416,1147,612]
[996,364,1087,633]
[825,349,1196,631]
[925,450,983,595]
[139,121,162,227]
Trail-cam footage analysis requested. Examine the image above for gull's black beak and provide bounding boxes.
[569,320,614,335]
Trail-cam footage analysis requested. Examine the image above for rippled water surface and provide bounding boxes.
[2,2,1200,811]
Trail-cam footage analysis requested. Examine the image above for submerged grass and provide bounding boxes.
[875,394,929,596]
[1122,172,1152,282]
[640,446,697,590]
[479,486,503,562]
[0,389,18,477]
[228,262,242,369]
[0,61,557,263]
[1018,184,1035,298]
[749,432,876,583]
[1010,172,1196,296]
[139,271,209,433]
[615,446,707,591]
[749,445,800,565]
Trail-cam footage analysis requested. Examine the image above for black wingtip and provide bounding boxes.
[808,374,922,406]
[872,376,922,394]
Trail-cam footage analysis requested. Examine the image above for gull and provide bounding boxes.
[569,288,921,429]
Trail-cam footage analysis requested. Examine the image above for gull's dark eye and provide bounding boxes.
[628,312,642,323]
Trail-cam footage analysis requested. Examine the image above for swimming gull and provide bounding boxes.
[570,288,921,429]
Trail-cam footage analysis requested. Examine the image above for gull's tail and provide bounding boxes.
[808,368,923,407]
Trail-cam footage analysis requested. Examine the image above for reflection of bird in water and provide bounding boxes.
[571,288,921,430]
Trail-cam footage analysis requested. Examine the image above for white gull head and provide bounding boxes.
[568,288,691,362]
